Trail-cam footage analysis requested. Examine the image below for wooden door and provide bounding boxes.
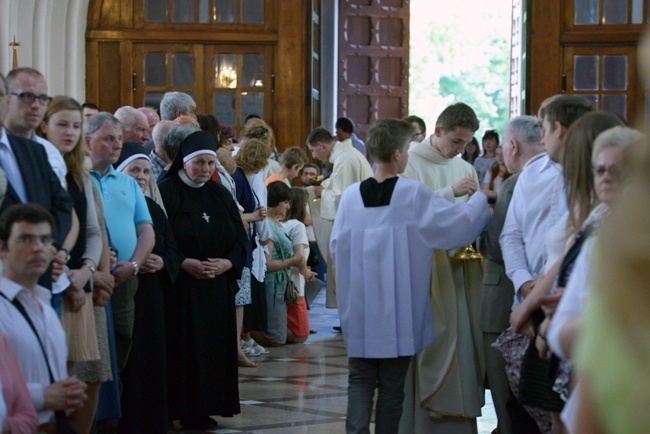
[87,0,308,150]
[527,0,645,124]
[338,0,410,139]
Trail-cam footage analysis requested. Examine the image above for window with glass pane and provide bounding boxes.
[632,0,643,23]
[145,0,168,22]
[173,0,195,23]
[603,56,627,90]
[213,54,238,88]
[144,92,166,111]
[575,0,599,24]
[199,0,210,23]
[172,53,195,87]
[241,92,264,120]
[242,0,265,24]
[215,0,237,23]
[145,53,167,86]
[242,54,264,88]
[144,0,267,24]
[574,56,599,91]
[603,94,626,118]
[214,92,236,125]
[603,0,628,24]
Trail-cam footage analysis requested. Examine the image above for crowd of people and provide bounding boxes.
[0,59,648,434]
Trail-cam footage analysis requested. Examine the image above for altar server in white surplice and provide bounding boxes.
[400,103,488,434]
[330,119,489,434]
[305,127,373,309]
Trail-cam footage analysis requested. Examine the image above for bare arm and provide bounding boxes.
[264,240,304,272]
[510,257,563,337]
[113,223,155,285]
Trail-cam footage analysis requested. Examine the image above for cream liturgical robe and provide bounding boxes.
[308,139,373,307]
[330,178,489,359]
[400,139,488,434]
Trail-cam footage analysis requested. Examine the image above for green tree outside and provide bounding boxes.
[409,1,511,146]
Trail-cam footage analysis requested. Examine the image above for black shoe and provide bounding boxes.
[333,326,342,332]
[179,416,219,430]
[309,329,317,334]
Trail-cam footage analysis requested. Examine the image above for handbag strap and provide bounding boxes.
[0,291,56,384]
[270,223,292,282]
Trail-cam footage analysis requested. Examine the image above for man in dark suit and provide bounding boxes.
[478,116,544,434]
[0,72,73,288]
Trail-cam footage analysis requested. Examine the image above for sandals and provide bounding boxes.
[241,338,270,356]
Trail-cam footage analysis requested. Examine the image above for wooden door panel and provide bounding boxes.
[338,0,409,139]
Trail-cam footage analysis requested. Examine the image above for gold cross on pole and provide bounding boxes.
[9,35,21,68]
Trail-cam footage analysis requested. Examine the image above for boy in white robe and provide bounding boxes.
[400,102,486,434]
[330,119,489,434]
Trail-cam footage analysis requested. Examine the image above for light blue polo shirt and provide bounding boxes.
[91,165,152,261]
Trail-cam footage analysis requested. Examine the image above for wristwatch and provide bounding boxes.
[131,261,140,276]
[84,262,96,273]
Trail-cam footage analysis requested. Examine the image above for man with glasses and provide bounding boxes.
[0,72,73,291]
[0,203,87,430]
[4,68,67,188]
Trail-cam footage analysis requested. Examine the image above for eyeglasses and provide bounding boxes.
[593,166,620,178]
[12,234,55,247]
[10,92,52,105]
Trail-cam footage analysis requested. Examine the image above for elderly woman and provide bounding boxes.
[158,131,248,431]
[114,143,182,434]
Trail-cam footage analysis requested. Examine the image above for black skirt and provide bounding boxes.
[518,309,565,412]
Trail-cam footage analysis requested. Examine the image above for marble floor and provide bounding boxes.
[174,288,498,433]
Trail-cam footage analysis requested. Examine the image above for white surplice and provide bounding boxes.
[308,138,373,307]
[330,178,489,359]
[400,138,488,434]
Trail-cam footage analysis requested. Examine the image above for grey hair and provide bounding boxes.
[592,126,646,165]
[114,106,146,129]
[163,124,200,160]
[503,115,542,148]
[152,120,176,148]
[160,92,196,121]
[83,112,122,136]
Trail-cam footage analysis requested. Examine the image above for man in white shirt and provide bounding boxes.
[500,95,592,306]
[0,203,86,428]
[478,116,545,434]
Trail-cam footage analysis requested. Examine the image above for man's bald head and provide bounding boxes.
[114,106,150,145]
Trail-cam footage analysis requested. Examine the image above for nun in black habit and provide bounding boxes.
[158,131,247,431]
[113,143,183,434]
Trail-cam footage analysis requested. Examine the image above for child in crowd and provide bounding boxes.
[282,188,317,343]
[330,119,489,434]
